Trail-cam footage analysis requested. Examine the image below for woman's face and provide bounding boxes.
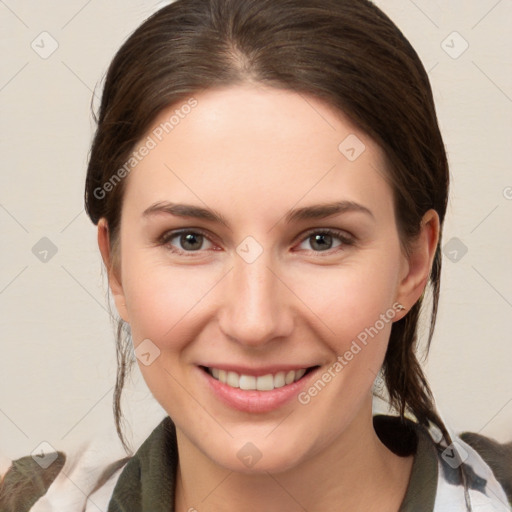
[102,84,428,473]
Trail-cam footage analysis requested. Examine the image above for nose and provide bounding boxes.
[217,248,294,348]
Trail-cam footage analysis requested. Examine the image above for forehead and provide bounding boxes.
[146,83,372,158]
[122,84,393,221]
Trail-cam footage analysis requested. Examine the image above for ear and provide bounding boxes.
[97,218,130,323]
[395,209,440,316]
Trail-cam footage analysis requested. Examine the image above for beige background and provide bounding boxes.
[1,0,511,460]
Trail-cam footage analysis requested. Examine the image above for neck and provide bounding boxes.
[174,400,413,512]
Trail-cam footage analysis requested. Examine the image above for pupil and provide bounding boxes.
[182,233,202,250]
[312,234,332,251]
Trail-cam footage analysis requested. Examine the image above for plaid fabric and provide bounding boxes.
[1,415,510,511]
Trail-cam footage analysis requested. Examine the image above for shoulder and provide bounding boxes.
[374,414,511,511]
[427,424,512,511]
[459,431,512,508]
[0,437,131,512]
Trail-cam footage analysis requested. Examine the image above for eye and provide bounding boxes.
[296,229,354,253]
[158,227,355,257]
[160,229,215,255]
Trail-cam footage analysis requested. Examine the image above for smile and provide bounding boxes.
[203,366,316,391]
[198,365,320,413]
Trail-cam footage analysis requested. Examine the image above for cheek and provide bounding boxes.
[121,248,218,346]
[293,254,400,349]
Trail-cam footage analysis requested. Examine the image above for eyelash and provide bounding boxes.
[157,228,355,257]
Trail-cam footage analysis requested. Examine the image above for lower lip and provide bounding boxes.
[198,366,319,413]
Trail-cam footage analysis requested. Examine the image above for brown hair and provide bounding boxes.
[85,0,450,453]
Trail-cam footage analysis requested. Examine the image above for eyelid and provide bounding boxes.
[158,227,217,253]
[297,227,354,244]
[293,227,355,254]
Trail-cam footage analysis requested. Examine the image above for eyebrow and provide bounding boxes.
[142,200,374,227]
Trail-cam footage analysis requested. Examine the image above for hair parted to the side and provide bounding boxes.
[85,0,451,453]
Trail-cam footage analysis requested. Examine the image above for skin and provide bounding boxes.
[98,83,440,512]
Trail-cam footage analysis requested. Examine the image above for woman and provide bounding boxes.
[1,0,510,510]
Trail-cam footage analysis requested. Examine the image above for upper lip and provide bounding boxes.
[199,364,319,377]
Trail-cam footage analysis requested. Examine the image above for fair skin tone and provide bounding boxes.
[98,83,439,512]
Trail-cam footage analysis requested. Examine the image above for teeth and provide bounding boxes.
[239,375,256,390]
[295,368,306,380]
[256,374,274,391]
[274,371,286,388]
[226,371,239,387]
[208,367,308,391]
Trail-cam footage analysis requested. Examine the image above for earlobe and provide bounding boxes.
[97,219,129,323]
[395,209,440,316]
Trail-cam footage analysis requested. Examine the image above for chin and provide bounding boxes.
[224,450,303,475]
[198,433,309,475]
